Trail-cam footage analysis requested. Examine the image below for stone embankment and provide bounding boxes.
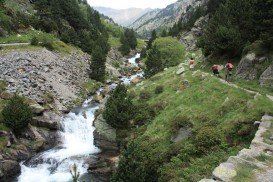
[200,115,273,182]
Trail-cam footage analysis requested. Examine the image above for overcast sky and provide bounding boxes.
[87,0,178,9]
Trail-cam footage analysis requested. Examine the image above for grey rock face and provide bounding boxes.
[93,114,119,152]
[236,53,261,80]
[0,48,90,110]
[260,64,273,87]
[179,15,209,50]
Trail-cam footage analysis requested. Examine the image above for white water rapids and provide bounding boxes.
[18,101,100,182]
[17,53,141,182]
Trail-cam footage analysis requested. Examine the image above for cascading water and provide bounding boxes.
[17,53,141,182]
[18,102,100,182]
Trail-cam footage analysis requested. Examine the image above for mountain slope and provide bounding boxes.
[130,0,206,37]
[94,7,153,26]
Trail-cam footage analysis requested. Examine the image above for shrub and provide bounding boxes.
[39,34,54,51]
[30,36,39,46]
[194,126,222,154]
[145,37,185,77]
[139,90,151,100]
[2,95,33,134]
[133,103,155,126]
[154,85,164,94]
[103,84,134,129]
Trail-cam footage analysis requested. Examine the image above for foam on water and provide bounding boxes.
[18,104,99,182]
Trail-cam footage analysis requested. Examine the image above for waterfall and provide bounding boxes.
[17,53,141,182]
[18,103,100,182]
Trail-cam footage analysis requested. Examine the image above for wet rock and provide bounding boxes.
[31,111,60,130]
[130,77,142,84]
[0,160,21,181]
[93,114,119,152]
[93,95,104,103]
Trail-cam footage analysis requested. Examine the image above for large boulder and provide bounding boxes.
[212,162,237,181]
[0,160,21,181]
[30,111,60,130]
[30,103,45,115]
[260,64,273,86]
[93,114,119,152]
[236,53,269,80]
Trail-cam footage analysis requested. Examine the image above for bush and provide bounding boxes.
[139,90,151,100]
[154,85,164,94]
[133,103,155,126]
[39,34,54,51]
[194,126,222,154]
[103,84,134,129]
[145,37,185,77]
[2,95,33,134]
[30,36,39,46]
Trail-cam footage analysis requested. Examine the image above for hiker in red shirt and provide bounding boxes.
[225,61,234,82]
[211,64,220,77]
[189,58,195,71]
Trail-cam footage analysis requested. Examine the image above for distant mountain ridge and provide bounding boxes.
[94,6,154,26]
[129,0,207,37]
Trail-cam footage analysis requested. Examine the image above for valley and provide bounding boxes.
[0,0,273,182]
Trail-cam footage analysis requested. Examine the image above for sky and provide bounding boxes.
[87,0,178,9]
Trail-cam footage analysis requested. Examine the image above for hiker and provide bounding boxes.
[189,58,195,71]
[211,64,220,77]
[225,61,234,82]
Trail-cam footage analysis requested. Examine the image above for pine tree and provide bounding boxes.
[147,30,157,50]
[119,29,137,55]
[90,45,106,82]
[160,29,168,37]
[103,84,134,129]
[144,45,163,78]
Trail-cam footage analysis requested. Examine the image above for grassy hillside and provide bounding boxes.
[112,64,273,181]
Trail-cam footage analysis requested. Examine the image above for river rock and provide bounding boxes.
[93,114,119,152]
[130,77,142,84]
[93,95,104,103]
[0,160,21,181]
[31,111,60,130]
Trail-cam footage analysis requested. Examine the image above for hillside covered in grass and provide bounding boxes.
[111,64,273,181]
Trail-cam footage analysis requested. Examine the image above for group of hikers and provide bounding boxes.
[188,57,234,82]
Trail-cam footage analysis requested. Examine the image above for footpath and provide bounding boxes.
[200,76,273,182]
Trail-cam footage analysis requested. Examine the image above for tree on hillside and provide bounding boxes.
[160,29,168,37]
[145,45,163,78]
[147,30,157,50]
[207,0,226,14]
[119,29,137,55]
[0,0,5,6]
[90,45,106,82]
[198,0,256,57]
[2,95,33,135]
[253,0,273,49]
[103,84,134,129]
[144,37,185,77]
